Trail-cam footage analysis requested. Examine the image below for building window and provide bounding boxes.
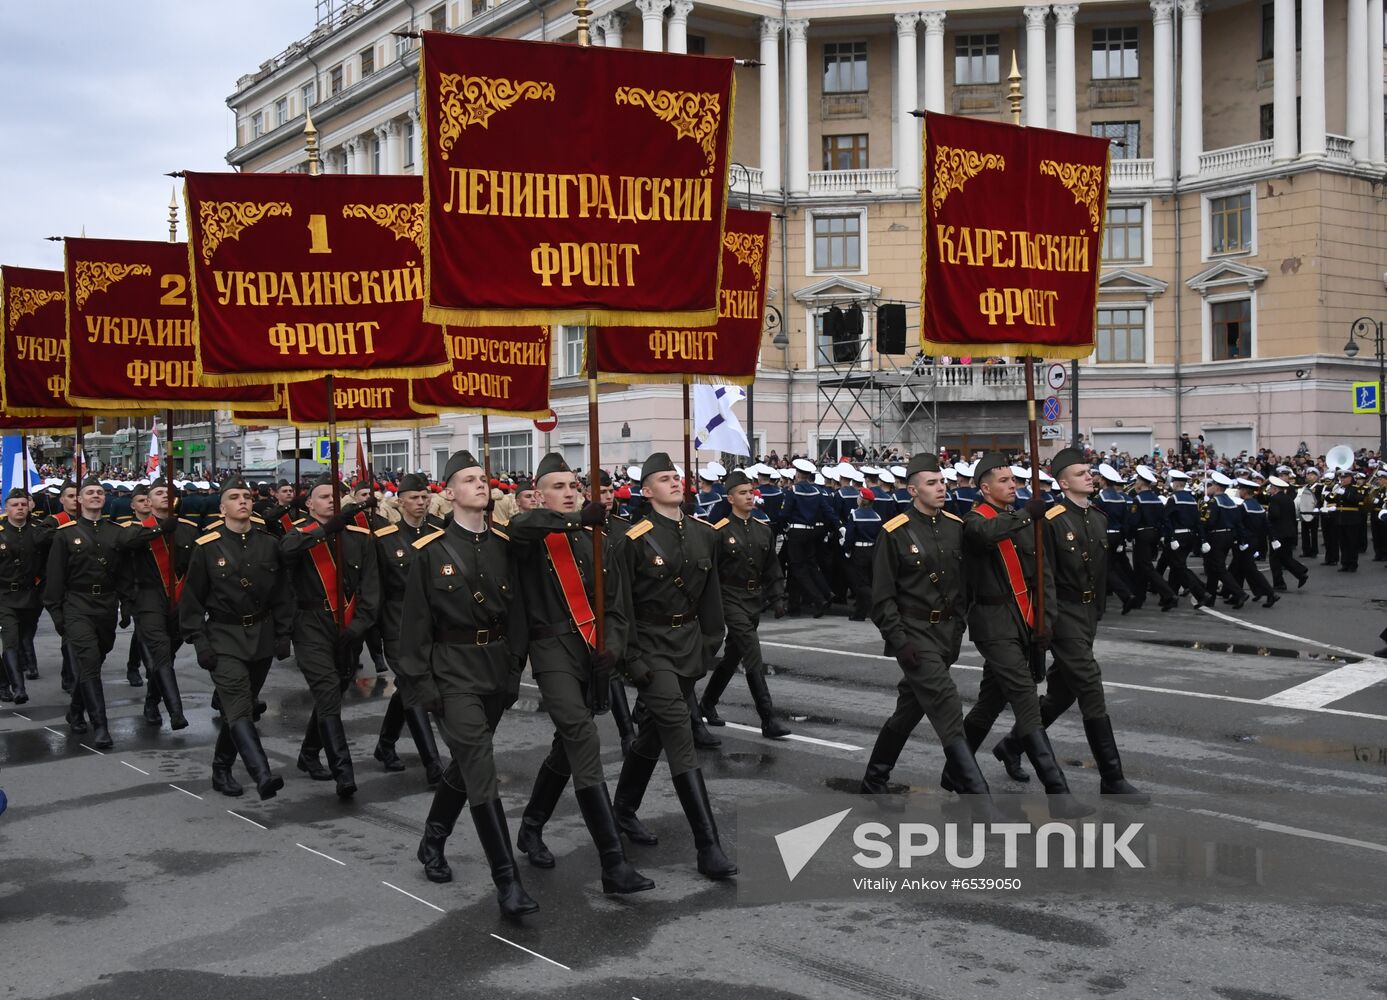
[403,119,415,166]
[1258,99,1300,141]
[1095,307,1146,363]
[1211,298,1252,360]
[251,112,264,139]
[687,35,706,55]
[370,439,409,474]
[472,0,488,16]
[1209,191,1253,255]
[485,430,534,477]
[329,65,344,95]
[1260,0,1302,60]
[822,134,869,171]
[274,97,289,128]
[558,325,586,377]
[955,34,1000,85]
[814,307,866,367]
[1090,120,1139,159]
[1091,26,1139,80]
[1101,204,1145,263]
[430,5,447,31]
[301,80,316,109]
[823,41,868,93]
[396,29,414,59]
[812,214,862,271]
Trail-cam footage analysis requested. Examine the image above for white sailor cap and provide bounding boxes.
[879,470,896,485]
[699,469,719,483]
[889,465,907,479]
[843,466,865,483]
[860,465,881,477]
[1136,466,1158,484]
[942,467,959,482]
[821,465,839,480]
[1209,470,1236,487]
[1236,477,1260,489]
[792,457,816,474]
[1168,469,1190,481]
[777,468,794,480]
[834,463,856,480]
[1376,467,1387,478]
[626,465,643,481]
[953,461,974,477]
[1038,470,1056,485]
[1268,476,1290,488]
[1010,465,1031,480]
[705,461,726,477]
[1097,463,1125,483]
[814,474,824,485]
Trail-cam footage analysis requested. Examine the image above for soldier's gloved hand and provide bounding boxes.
[197,645,217,671]
[1031,629,1052,653]
[588,651,615,714]
[292,493,309,513]
[895,643,921,670]
[579,500,606,528]
[1201,541,1212,554]
[275,637,292,661]
[1116,542,1126,553]
[503,677,521,710]
[1169,539,1180,551]
[1271,540,1282,550]
[1023,494,1047,519]
[681,497,695,517]
[160,514,180,536]
[52,617,65,638]
[119,612,132,629]
[1238,543,1250,552]
[321,504,359,535]
[359,494,379,511]
[773,600,787,619]
[624,659,654,690]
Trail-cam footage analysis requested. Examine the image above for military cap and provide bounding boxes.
[514,477,534,493]
[972,452,1010,481]
[5,487,29,502]
[397,472,430,493]
[442,450,481,484]
[535,453,572,484]
[905,453,940,479]
[723,470,752,493]
[1097,463,1126,483]
[79,475,105,490]
[60,479,77,492]
[1268,476,1291,489]
[219,478,252,497]
[860,486,876,501]
[640,452,677,482]
[792,457,817,475]
[1209,470,1236,487]
[599,469,613,487]
[309,472,346,495]
[699,469,720,483]
[149,477,171,489]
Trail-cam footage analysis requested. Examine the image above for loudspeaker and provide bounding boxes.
[823,306,844,342]
[876,304,906,354]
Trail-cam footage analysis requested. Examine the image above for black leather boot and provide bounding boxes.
[609,679,634,758]
[318,715,357,799]
[154,667,188,730]
[1083,715,1150,803]
[688,690,721,749]
[374,690,406,771]
[516,760,571,868]
[60,643,74,693]
[699,659,737,726]
[575,782,655,894]
[403,705,444,785]
[612,748,660,845]
[859,724,910,796]
[1019,729,1094,819]
[65,684,88,734]
[991,733,1030,782]
[142,673,163,726]
[939,718,989,793]
[746,670,791,739]
[228,718,284,800]
[940,739,1006,824]
[418,766,468,883]
[3,651,27,705]
[297,711,332,780]
[471,799,540,919]
[80,679,113,749]
[672,768,738,879]
[211,725,244,797]
[21,641,38,680]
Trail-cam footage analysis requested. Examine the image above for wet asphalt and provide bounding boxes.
[2,559,1386,1000]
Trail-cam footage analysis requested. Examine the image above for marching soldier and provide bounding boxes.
[1318,467,1340,566]
[398,450,539,919]
[1201,471,1248,608]
[990,449,1149,802]
[698,469,791,740]
[606,452,738,880]
[952,454,1092,819]
[368,473,445,785]
[1370,469,1387,561]
[843,486,882,621]
[0,488,51,705]
[1163,470,1214,606]
[1265,475,1309,590]
[45,480,79,693]
[503,453,653,895]
[1129,467,1179,611]
[778,458,838,617]
[753,464,785,524]
[1297,469,1321,557]
[857,454,1002,820]
[1233,479,1278,606]
[1095,465,1139,612]
[947,461,978,518]
[1334,468,1366,572]
[280,475,380,799]
[694,470,722,520]
[180,480,293,799]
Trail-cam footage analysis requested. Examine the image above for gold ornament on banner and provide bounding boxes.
[1038,160,1105,232]
[614,87,722,176]
[342,203,426,256]
[198,201,293,264]
[7,287,63,332]
[722,231,765,285]
[436,75,556,158]
[73,261,152,308]
[930,146,1005,214]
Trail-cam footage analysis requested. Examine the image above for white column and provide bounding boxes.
[787,18,810,196]
[1179,0,1203,176]
[636,0,668,52]
[922,11,947,112]
[1369,0,1385,164]
[1299,0,1326,158]
[1272,0,1297,160]
[408,110,422,174]
[1151,0,1174,181]
[667,0,692,54]
[1053,4,1078,131]
[1348,0,1369,160]
[387,121,407,174]
[759,17,782,195]
[1023,6,1050,127]
[895,13,920,192]
[372,125,389,174]
[595,11,625,47]
[343,138,361,174]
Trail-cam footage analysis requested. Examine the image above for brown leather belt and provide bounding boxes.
[901,604,953,623]
[1057,586,1096,604]
[638,612,695,628]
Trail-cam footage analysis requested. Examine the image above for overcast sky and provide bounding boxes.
[0,1,316,270]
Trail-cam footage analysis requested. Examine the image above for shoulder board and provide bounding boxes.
[413,529,445,550]
[883,513,909,533]
[249,514,265,524]
[712,518,730,530]
[196,530,222,545]
[346,524,371,534]
[179,517,198,526]
[375,523,399,536]
[1045,504,1067,520]
[58,520,77,529]
[687,515,713,530]
[491,526,509,541]
[627,519,653,540]
[205,519,225,530]
[942,511,963,523]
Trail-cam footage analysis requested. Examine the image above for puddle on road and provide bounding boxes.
[1141,638,1360,664]
[1230,733,1387,765]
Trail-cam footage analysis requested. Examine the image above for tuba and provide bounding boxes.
[1325,445,1354,473]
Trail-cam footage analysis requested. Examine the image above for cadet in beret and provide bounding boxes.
[0,487,51,705]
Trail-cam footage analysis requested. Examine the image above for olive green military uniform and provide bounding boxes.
[43,516,141,682]
[1033,501,1109,722]
[122,516,202,726]
[0,514,52,701]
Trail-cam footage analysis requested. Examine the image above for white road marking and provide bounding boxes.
[168,783,203,800]
[121,761,150,776]
[1185,808,1387,855]
[490,932,572,971]
[296,842,346,866]
[1260,661,1387,709]
[722,720,862,752]
[11,712,31,720]
[1198,605,1383,661]
[382,880,446,913]
[43,726,65,736]
[521,681,539,689]
[80,744,105,755]
[227,810,267,831]
[1106,626,1160,634]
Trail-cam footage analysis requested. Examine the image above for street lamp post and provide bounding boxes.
[1344,317,1386,460]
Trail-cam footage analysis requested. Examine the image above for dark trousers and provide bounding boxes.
[209,656,273,724]
[1203,539,1245,601]
[1165,538,1209,601]
[66,606,118,682]
[534,671,604,789]
[434,691,510,804]
[847,547,873,618]
[1268,538,1308,588]
[1105,539,1137,603]
[1230,547,1275,598]
[964,635,1042,735]
[630,669,698,776]
[1133,529,1175,601]
[1340,522,1365,570]
[876,645,965,746]
[785,529,830,608]
[1300,517,1318,557]
[1371,513,1387,560]
[1322,515,1340,563]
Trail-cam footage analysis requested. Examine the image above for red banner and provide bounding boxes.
[185,172,452,385]
[920,113,1108,359]
[1,266,80,417]
[0,414,92,433]
[420,32,734,328]
[64,237,277,412]
[286,378,437,427]
[410,326,551,417]
[591,208,769,385]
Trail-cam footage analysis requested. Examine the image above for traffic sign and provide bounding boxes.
[1042,395,1062,422]
[534,409,558,432]
[315,436,346,463]
[1046,362,1068,391]
[1040,423,1064,441]
[1353,381,1381,414]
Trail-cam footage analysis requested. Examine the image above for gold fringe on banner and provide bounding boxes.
[194,360,451,388]
[406,382,548,419]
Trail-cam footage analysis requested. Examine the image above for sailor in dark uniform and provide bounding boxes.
[1163,470,1214,606]
[776,458,838,617]
[843,487,883,621]
[1129,466,1180,611]
[1095,464,1139,612]
[1201,471,1249,609]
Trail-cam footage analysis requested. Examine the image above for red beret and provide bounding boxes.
[860,487,875,500]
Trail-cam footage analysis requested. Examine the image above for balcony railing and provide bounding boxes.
[925,361,1042,389]
[1326,133,1355,163]
[1198,139,1273,178]
[1110,158,1155,188]
[807,168,899,196]
[729,164,764,197]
